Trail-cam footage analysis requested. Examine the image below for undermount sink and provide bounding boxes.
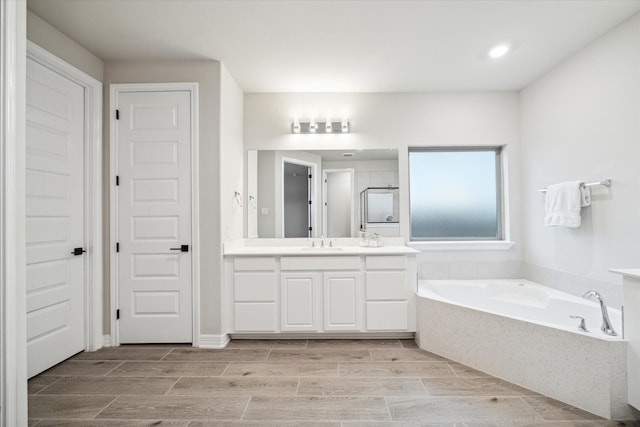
[299,246,344,251]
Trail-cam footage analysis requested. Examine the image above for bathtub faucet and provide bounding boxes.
[582,290,617,336]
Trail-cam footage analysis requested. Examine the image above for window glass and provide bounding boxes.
[409,148,501,240]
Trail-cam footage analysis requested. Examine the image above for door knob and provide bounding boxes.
[170,244,189,252]
[71,247,86,256]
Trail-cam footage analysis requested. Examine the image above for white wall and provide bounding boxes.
[245,92,522,278]
[520,13,640,307]
[220,63,244,242]
[27,10,103,82]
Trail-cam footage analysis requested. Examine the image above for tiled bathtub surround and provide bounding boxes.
[420,260,523,280]
[524,263,624,309]
[416,292,631,420]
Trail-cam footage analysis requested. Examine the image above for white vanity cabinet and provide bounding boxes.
[280,256,362,332]
[231,257,277,332]
[365,256,412,330]
[225,247,417,336]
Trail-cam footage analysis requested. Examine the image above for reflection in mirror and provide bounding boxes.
[360,187,400,237]
[248,149,399,238]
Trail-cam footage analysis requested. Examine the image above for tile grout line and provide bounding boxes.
[219,361,231,376]
[518,395,547,421]
[102,360,125,377]
[164,375,183,396]
[239,395,253,420]
[33,376,63,394]
[159,347,176,361]
[383,395,394,422]
[90,394,120,420]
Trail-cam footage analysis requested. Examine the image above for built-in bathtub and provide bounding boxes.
[416,279,631,420]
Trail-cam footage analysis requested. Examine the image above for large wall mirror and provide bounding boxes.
[247,149,399,238]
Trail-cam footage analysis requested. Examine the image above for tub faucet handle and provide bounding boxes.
[569,315,588,332]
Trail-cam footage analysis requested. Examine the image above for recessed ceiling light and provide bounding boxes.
[488,44,510,59]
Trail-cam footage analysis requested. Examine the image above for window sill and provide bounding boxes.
[408,240,516,251]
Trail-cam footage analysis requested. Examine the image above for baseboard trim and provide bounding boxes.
[229,332,416,340]
[102,335,113,347]
[199,334,230,349]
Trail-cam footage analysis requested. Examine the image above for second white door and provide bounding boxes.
[26,58,85,377]
[116,90,192,343]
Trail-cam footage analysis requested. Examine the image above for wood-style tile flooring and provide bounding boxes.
[28,339,639,426]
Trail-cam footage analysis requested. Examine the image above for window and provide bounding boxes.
[409,147,503,240]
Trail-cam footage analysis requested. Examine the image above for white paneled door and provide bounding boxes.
[26,58,85,377]
[116,90,192,343]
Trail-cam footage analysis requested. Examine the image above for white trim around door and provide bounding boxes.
[109,83,200,347]
[27,41,104,354]
[1,0,26,424]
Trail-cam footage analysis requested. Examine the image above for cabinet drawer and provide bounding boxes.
[280,256,360,271]
[366,301,408,330]
[366,271,406,300]
[234,272,276,302]
[365,256,406,270]
[234,303,277,331]
[233,257,276,271]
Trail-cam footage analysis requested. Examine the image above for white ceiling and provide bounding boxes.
[27,0,640,93]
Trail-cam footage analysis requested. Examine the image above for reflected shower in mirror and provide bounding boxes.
[360,187,400,237]
[247,149,399,238]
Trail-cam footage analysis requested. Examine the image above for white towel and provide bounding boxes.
[544,181,583,228]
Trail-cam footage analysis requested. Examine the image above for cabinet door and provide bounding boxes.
[366,301,408,330]
[324,272,362,331]
[234,303,277,332]
[281,273,321,331]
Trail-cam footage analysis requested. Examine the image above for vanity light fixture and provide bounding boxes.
[488,43,510,59]
[290,118,351,134]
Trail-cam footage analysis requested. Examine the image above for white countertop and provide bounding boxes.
[609,269,640,280]
[224,245,419,256]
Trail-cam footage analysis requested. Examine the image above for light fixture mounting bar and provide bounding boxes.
[292,120,350,134]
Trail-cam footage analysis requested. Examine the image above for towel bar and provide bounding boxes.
[537,179,611,193]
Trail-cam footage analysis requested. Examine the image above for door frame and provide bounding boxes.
[109,83,200,347]
[322,168,355,238]
[1,1,26,424]
[27,41,104,353]
[280,156,317,238]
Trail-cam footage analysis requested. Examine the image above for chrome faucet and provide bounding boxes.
[582,290,617,336]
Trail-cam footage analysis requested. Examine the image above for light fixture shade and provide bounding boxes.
[325,119,332,133]
[341,119,349,133]
[292,119,301,133]
[309,119,317,133]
